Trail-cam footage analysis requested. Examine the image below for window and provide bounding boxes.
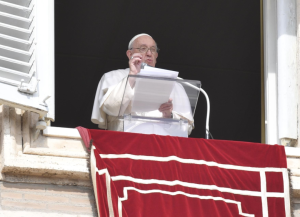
[0,0,54,120]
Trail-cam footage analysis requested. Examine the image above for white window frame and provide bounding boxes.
[263,0,279,144]
[48,0,300,143]
[263,0,298,145]
[35,0,55,120]
[2,0,298,145]
[0,0,54,120]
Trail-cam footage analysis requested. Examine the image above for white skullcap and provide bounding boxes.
[128,33,152,49]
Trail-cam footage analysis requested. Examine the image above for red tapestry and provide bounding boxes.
[77,127,290,217]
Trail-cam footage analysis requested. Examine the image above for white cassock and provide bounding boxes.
[91,68,194,136]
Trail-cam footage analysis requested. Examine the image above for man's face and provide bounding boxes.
[128,35,158,67]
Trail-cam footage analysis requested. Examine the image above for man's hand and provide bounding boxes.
[128,53,143,88]
[129,53,143,75]
[159,99,173,118]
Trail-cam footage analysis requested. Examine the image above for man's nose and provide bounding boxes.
[146,49,152,56]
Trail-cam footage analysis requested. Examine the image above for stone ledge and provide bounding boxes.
[22,112,89,159]
[43,126,81,139]
[1,154,89,177]
[286,147,300,158]
[292,176,300,198]
[0,105,90,186]
[23,146,89,159]
[0,210,94,217]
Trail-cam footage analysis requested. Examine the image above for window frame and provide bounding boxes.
[0,0,55,120]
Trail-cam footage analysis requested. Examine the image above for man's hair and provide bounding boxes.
[128,33,157,49]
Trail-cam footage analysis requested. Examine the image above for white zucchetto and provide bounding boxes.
[128,33,152,49]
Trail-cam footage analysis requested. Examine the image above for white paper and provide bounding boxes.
[140,66,179,78]
[131,67,179,112]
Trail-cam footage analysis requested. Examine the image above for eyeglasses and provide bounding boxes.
[130,46,160,54]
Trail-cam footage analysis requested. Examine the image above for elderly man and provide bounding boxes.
[91,33,193,135]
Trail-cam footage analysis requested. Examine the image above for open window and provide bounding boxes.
[0,0,54,120]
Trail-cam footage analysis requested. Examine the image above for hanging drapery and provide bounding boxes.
[77,127,290,217]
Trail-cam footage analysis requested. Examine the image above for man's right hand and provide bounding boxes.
[129,53,143,75]
[159,99,173,118]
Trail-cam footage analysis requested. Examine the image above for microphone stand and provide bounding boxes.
[176,77,210,139]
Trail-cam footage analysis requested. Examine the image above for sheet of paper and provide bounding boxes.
[140,66,179,78]
[132,78,174,112]
[131,67,179,113]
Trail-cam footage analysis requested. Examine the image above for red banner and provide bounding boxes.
[77,128,290,217]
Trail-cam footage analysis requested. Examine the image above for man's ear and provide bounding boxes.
[126,50,132,59]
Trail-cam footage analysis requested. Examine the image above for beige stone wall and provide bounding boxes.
[288,156,300,216]
[294,199,300,217]
[0,105,97,216]
[0,181,97,216]
[297,0,300,146]
[0,105,90,186]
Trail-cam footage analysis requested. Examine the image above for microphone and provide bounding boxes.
[141,62,148,69]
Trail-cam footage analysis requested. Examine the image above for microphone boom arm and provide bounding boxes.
[177,77,210,139]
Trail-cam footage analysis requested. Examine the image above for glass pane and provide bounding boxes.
[124,115,189,137]
[118,75,201,124]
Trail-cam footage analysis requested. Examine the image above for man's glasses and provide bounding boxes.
[130,46,160,54]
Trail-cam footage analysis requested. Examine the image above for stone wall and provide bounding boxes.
[0,181,97,216]
[0,104,97,216]
[288,153,300,216]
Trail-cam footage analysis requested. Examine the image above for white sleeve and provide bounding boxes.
[91,75,107,128]
[172,112,194,135]
[102,77,134,117]
[91,69,129,129]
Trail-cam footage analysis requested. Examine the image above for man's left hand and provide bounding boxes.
[159,99,173,118]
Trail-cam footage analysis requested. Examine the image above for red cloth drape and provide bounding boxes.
[77,128,290,217]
